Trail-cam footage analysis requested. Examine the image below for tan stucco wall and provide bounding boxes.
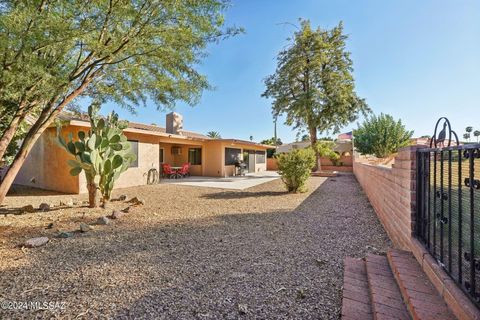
[15,127,80,193]
[15,124,271,193]
[79,131,160,193]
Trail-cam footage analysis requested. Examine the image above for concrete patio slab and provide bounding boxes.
[160,171,280,190]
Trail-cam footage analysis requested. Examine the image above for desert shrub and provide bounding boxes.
[312,141,340,166]
[354,113,413,158]
[277,148,316,193]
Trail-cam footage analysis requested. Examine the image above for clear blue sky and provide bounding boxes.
[100,0,480,143]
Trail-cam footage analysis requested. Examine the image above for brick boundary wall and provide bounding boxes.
[353,145,480,320]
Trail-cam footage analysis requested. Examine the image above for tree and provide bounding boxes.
[206,131,221,139]
[263,20,369,172]
[463,133,471,142]
[311,141,339,165]
[0,0,239,203]
[354,113,413,158]
[260,137,282,146]
[465,127,473,142]
[249,135,253,141]
[301,134,310,142]
[260,137,282,157]
[474,130,480,143]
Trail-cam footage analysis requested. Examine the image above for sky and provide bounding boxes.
[99,0,480,143]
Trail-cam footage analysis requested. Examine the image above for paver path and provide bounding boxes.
[1,174,390,319]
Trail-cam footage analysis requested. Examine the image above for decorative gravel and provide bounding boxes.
[0,174,391,319]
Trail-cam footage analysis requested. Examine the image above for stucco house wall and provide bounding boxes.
[13,122,271,194]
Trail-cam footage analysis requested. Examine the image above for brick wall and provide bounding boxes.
[353,145,480,319]
[353,146,423,250]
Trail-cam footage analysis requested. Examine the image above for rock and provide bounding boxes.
[22,205,35,213]
[122,206,132,213]
[96,216,110,225]
[46,223,54,229]
[296,288,306,299]
[39,203,50,211]
[79,223,93,233]
[56,232,73,239]
[238,304,248,315]
[110,210,125,220]
[60,199,74,207]
[127,197,145,206]
[118,194,127,201]
[24,237,49,248]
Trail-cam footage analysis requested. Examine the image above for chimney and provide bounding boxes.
[166,112,183,135]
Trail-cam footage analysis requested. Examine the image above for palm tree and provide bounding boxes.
[206,131,221,139]
[474,130,480,143]
[463,133,471,142]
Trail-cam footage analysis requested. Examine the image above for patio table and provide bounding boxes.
[171,166,183,179]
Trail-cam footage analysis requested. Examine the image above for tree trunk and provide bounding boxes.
[309,126,321,172]
[0,111,26,161]
[0,125,45,203]
[87,181,98,208]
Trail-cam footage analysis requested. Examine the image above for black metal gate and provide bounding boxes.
[416,118,480,306]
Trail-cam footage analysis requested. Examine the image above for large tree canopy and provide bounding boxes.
[262,20,369,171]
[0,0,239,203]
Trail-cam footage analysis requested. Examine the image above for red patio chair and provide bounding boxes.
[162,164,177,179]
[177,163,190,178]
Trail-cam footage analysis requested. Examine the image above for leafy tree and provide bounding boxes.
[311,141,340,166]
[301,134,310,142]
[0,0,239,203]
[206,131,221,139]
[474,130,480,143]
[354,113,413,158]
[260,137,282,146]
[277,148,315,193]
[260,137,282,158]
[465,127,473,142]
[263,20,369,172]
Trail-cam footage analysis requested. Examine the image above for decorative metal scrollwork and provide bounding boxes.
[429,117,460,148]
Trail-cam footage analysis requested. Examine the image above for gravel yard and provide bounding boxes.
[0,174,391,319]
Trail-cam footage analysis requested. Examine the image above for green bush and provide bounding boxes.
[277,148,316,193]
[354,113,413,158]
[312,141,340,166]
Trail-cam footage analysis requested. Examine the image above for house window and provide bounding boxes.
[225,148,241,165]
[128,140,139,167]
[256,150,266,164]
[188,148,202,165]
[159,148,164,163]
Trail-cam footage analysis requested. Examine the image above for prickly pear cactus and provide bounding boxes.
[56,102,136,207]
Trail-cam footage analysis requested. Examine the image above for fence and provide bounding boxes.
[416,142,480,307]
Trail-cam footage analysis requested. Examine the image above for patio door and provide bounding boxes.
[243,150,255,173]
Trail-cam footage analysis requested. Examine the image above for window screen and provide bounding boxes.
[188,148,202,165]
[128,140,139,167]
[256,150,266,163]
[225,148,241,165]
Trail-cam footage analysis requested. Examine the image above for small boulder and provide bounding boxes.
[238,304,248,315]
[118,194,128,201]
[24,237,49,248]
[127,197,145,206]
[96,216,110,225]
[46,223,54,229]
[60,199,74,207]
[79,223,93,233]
[122,206,132,213]
[110,210,125,220]
[22,204,35,213]
[56,232,73,239]
[39,203,50,211]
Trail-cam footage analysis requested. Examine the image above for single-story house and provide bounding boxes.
[14,112,273,194]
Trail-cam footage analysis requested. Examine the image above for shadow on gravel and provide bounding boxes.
[0,175,391,319]
[200,190,288,200]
